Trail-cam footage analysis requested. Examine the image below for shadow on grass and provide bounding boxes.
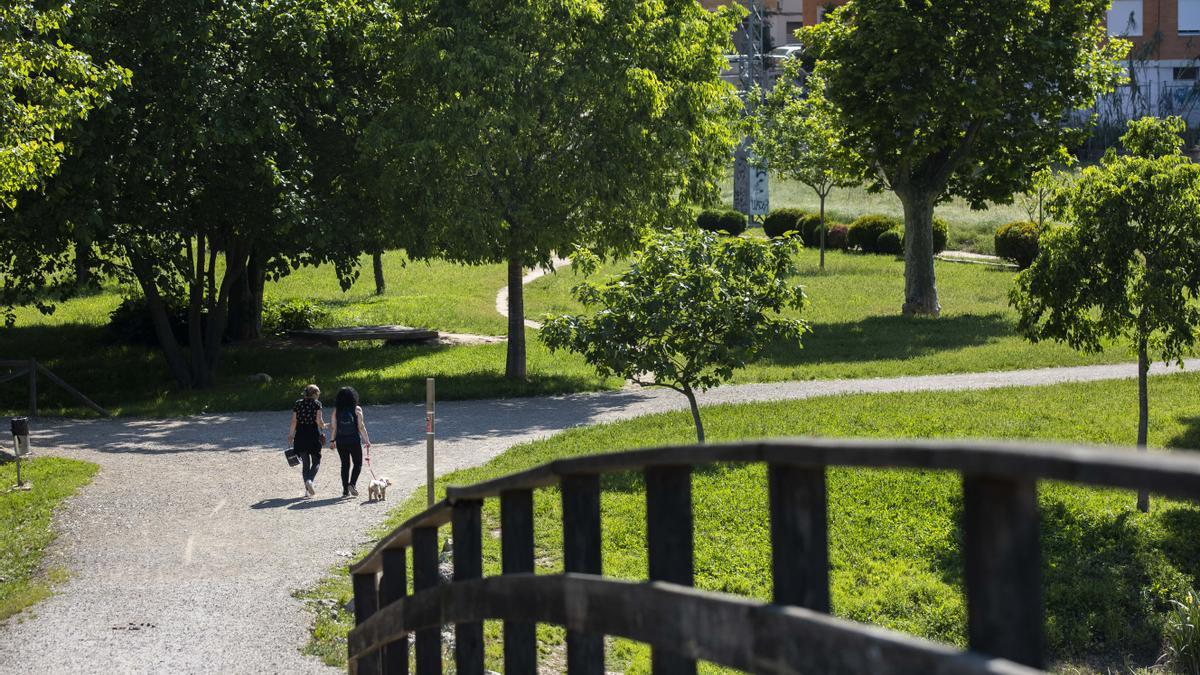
[1167,416,1200,451]
[757,313,1012,367]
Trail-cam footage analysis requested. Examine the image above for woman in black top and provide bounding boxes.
[288,384,326,497]
[330,386,371,497]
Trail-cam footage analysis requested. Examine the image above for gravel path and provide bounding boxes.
[2,358,1198,673]
[495,258,571,330]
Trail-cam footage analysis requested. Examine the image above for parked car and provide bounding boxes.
[767,44,804,69]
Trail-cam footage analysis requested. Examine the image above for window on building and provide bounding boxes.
[1175,66,1199,81]
[1181,0,1200,35]
[785,21,804,43]
[1108,0,1143,36]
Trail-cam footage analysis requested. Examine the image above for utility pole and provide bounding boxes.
[733,0,770,221]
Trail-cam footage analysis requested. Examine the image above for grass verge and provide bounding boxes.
[302,371,1200,672]
[0,456,98,621]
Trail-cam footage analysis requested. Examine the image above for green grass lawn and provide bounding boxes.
[740,175,1030,254]
[525,247,1140,383]
[303,371,1200,673]
[0,456,98,621]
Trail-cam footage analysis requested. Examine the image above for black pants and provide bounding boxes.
[300,450,321,482]
[337,441,363,490]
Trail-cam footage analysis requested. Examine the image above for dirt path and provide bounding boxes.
[494,258,571,330]
[1,358,1198,673]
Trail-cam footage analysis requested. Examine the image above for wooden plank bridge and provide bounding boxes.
[346,438,1200,674]
[289,326,438,347]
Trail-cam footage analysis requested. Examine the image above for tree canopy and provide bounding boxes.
[542,228,807,442]
[805,0,1126,315]
[367,0,744,380]
[1011,116,1200,511]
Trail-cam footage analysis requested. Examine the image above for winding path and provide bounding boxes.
[495,257,571,330]
[1,359,1198,673]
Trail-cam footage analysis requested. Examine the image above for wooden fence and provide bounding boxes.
[0,359,109,417]
[346,438,1200,674]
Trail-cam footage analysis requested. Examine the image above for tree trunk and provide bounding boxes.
[225,249,266,341]
[188,237,208,387]
[131,255,192,388]
[683,386,705,444]
[372,250,385,296]
[74,235,93,288]
[818,192,827,271]
[505,253,527,381]
[200,244,247,387]
[896,189,941,316]
[1137,339,1150,513]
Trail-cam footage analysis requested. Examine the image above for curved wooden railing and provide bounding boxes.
[346,438,1200,674]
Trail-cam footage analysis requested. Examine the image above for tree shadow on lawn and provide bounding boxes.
[756,313,1012,367]
[933,495,1200,667]
[1167,416,1200,451]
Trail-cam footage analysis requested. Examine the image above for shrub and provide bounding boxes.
[848,214,902,253]
[262,298,333,334]
[762,208,808,239]
[826,224,849,250]
[876,229,904,255]
[1160,590,1200,675]
[716,210,748,236]
[932,217,949,254]
[995,220,1040,269]
[696,209,723,232]
[798,213,827,247]
[108,295,189,346]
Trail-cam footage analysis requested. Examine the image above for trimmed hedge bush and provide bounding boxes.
[763,208,808,239]
[697,209,747,236]
[262,298,333,335]
[848,214,902,253]
[995,220,1040,269]
[932,217,949,254]
[827,224,849,250]
[108,295,190,346]
[876,229,904,255]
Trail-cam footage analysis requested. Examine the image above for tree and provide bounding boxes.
[1010,116,1200,512]
[367,0,743,380]
[2,0,380,386]
[542,228,807,443]
[753,70,863,270]
[805,0,1126,315]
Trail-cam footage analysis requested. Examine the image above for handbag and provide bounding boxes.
[284,447,301,467]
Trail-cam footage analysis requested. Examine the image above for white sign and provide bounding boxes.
[734,153,769,217]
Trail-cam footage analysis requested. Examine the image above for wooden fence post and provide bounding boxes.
[453,500,484,673]
[379,548,409,675]
[501,489,537,674]
[27,358,36,417]
[562,473,603,675]
[768,465,830,612]
[646,466,696,675]
[962,474,1043,669]
[412,526,442,675]
[352,571,382,675]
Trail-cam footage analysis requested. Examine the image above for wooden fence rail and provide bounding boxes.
[346,438,1200,674]
[0,359,109,417]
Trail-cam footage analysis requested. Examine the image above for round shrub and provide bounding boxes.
[876,229,904,255]
[797,213,826,247]
[826,224,849,250]
[696,209,723,232]
[932,217,949,254]
[848,214,902,253]
[995,220,1040,269]
[717,210,748,236]
[762,208,808,239]
[108,295,190,346]
[262,298,334,335]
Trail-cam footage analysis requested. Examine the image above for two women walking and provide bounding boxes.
[287,383,372,498]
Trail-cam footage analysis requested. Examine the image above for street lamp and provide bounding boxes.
[10,417,31,490]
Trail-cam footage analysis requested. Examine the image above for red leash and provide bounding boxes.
[364,446,378,480]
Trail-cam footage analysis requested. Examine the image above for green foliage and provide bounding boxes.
[762,207,809,239]
[262,299,334,335]
[542,228,807,441]
[848,215,902,253]
[826,224,849,250]
[0,457,98,620]
[1160,590,1200,674]
[995,221,1041,269]
[876,229,903,255]
[107,295,189,347]
[696,209,723,233]
[717,210,748,236]
[931,217,949,254]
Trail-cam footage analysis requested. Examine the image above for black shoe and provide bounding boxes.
[342,488,349,497]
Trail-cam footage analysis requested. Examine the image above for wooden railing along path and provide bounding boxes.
[346,438,1200,674]
[0,359,108,416]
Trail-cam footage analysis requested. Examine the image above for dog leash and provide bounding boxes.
[365,446,378,480]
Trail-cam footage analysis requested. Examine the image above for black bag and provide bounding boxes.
[284,447,301,467]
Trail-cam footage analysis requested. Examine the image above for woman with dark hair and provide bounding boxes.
[329,386,371,497]
[288,383,326,497]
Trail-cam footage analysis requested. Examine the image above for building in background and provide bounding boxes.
[1105,0,1200,126]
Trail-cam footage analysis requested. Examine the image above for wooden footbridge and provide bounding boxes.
[345,438,1200,674]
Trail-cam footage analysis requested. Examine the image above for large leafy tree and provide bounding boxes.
[542,228,807,443]
[368,0,743,380]
[753,70,863,270]
[805,0,1126,315]
[1011,117,1200,512]
[2,0,381,386]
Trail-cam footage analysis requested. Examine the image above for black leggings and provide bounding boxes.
[300,450,321,482]
[337,442,363,489]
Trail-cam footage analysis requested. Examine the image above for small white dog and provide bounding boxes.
[368,477,393,502]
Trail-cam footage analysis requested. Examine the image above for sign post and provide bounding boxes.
[10,417,31,491]
[733,144,769,219]
[425,378,435,507]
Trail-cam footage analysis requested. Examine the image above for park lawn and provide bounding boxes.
[0,253,614,417]
[0,456,98,621]
[304,371,1200,672]
[525,246,1137,383]
[743,175,1031,254]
